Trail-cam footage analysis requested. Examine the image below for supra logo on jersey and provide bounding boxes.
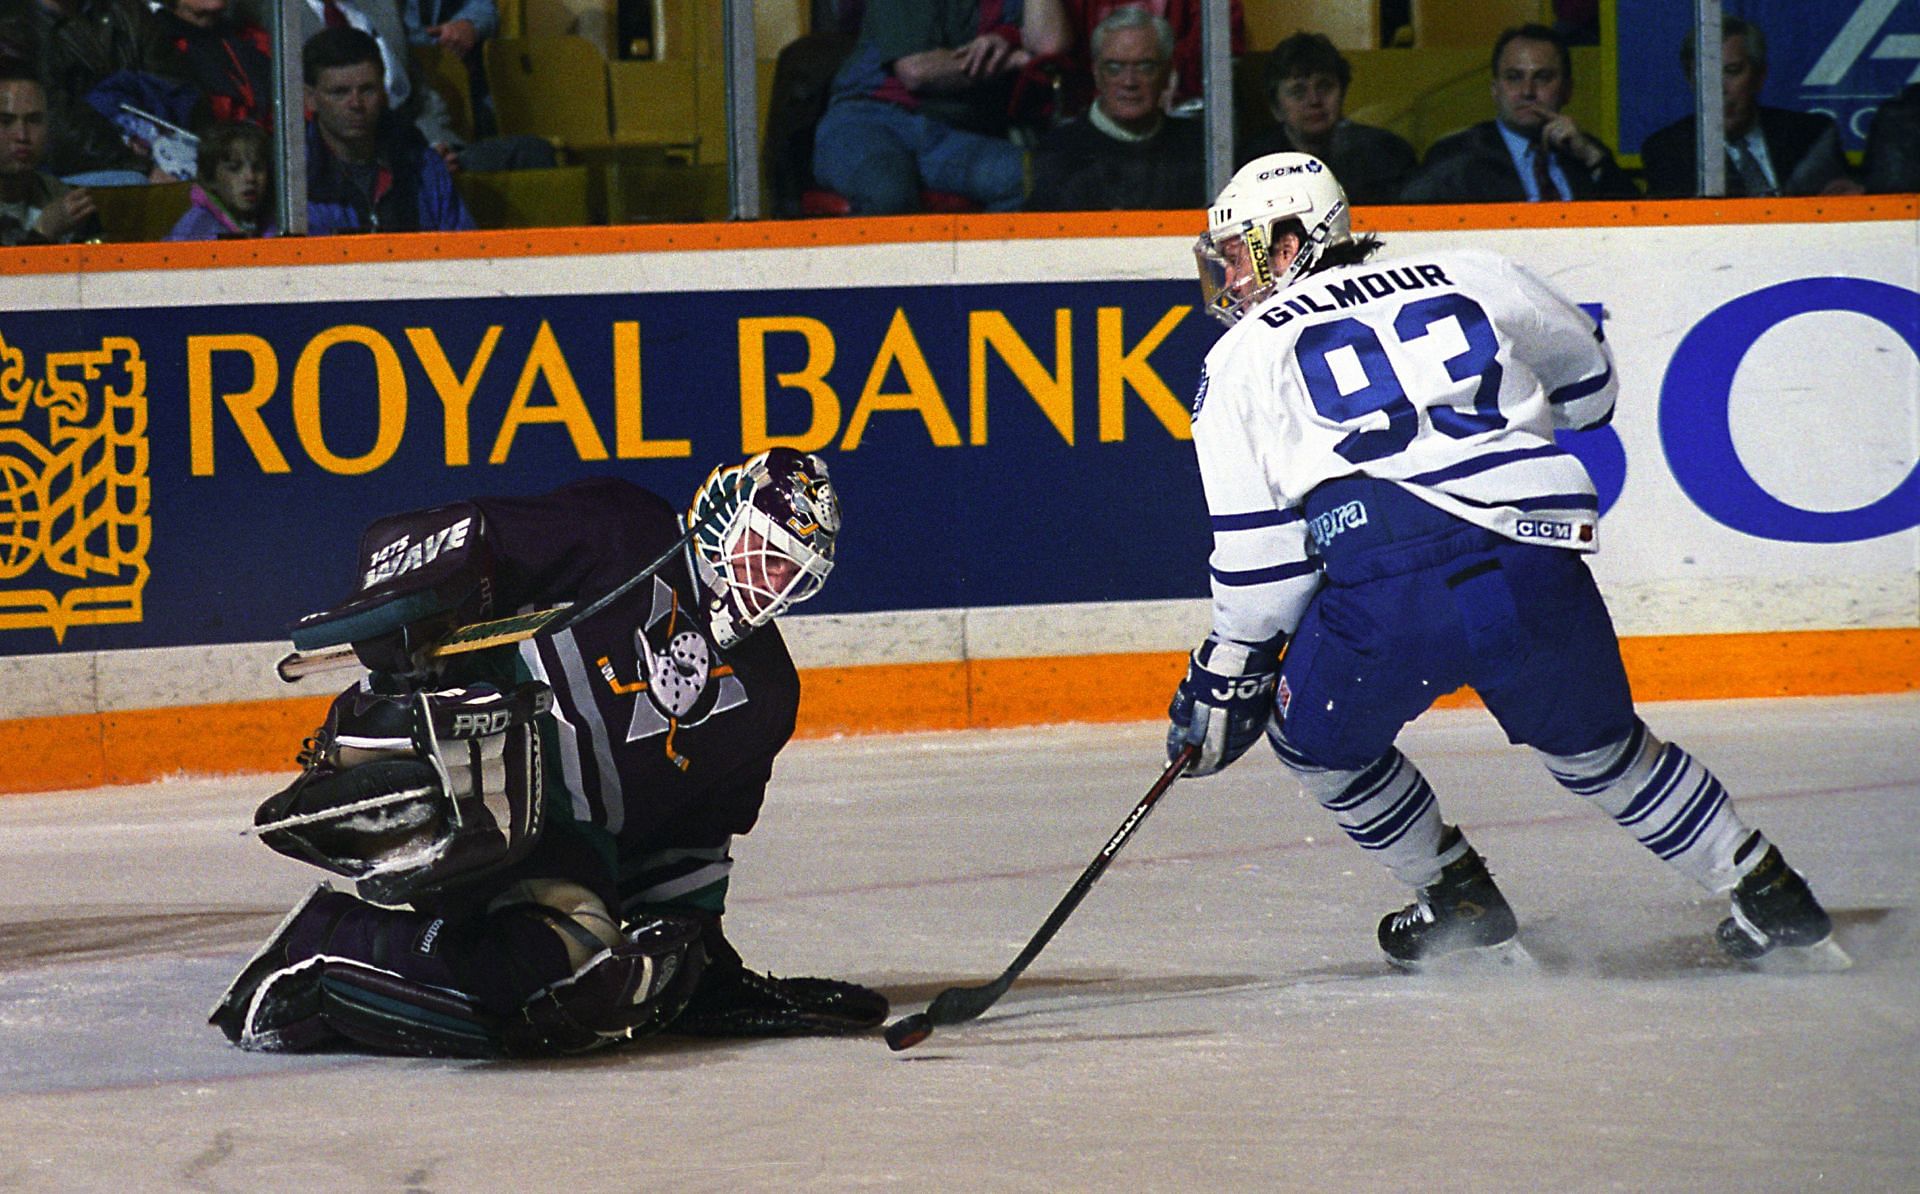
[1276,674,1293,718]
[1191,365,1210,417]
[1308,500,1368,549]
[596,576,748,771]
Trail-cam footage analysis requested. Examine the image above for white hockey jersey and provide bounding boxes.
[1191,247,1618,647]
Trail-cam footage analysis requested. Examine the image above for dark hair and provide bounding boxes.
[303,26,382,86]
[196,120,272,185]
[1273,216,1384,274]
[1491,23,1572,88]
[1681,16,1766,74]
[0,57,44,89]
[1264,32,1351,96]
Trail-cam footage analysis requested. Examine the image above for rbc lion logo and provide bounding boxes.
[0,331,152,642]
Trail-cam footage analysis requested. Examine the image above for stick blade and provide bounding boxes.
[923,976,1013,1027]
[428,605,572,657]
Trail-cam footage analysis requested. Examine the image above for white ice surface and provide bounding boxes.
[1,695,1916,1192]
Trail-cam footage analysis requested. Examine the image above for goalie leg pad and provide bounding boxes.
[231,955,503,1057]
[508,912,708,1055]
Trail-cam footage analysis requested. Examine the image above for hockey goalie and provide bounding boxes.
[211,449,888,1057]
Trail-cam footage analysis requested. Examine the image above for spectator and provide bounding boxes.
[166,118,276,238]
[298,0,552,176]
[399,0,498,137]
[155,0,272,129]
[27,0,199,185]
[302,26,475,233]
[1400,23,1637,204]
[1641,17,1863,199]
[1239,31,1416,206]
[1026,8,1203,211]
[1863,84,1920,194]
[0,65,101,244]
[811,0,1072,214]
[1061,0,1243,112]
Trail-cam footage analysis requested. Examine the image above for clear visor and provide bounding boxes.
[1193,223,1270,326]
[722,514,832,630]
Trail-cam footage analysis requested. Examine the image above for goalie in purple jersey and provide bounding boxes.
[1167,152,1847,972]
[211,449,888,1056]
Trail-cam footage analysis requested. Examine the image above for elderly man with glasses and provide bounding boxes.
[1025,6,1206,211]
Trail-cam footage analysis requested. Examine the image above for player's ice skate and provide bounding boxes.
[1377,830,1535,974]
[1716,839,1852,974]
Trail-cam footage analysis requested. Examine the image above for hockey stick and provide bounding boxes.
[883,743,1199,1052]
[275,491,733,683]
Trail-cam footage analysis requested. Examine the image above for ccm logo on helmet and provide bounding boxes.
[1257,160,1324,180]
[449,710,516,737]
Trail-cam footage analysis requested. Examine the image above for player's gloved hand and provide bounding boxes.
[1166,632,1284,776]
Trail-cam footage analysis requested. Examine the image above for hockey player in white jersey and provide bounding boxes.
[1168,152,1845,970]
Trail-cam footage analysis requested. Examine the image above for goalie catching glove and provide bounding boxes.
[1167,631,1285,776]
[254,678,552,903]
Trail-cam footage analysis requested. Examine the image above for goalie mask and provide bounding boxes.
[686,448,839,649]
[253,680,551,903]
[1196,152,1351,327]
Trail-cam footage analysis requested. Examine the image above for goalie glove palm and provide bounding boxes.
[1167,633,1282,776]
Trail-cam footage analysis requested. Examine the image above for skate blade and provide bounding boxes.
[1747,935,1852,975]
[1390,938,1537,976]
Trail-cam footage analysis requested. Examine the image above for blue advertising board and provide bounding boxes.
[0,281,1228,656]
[1616,0,1918,153]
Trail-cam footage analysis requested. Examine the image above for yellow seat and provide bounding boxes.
[412,45,476,144]
[88,181,194,242]
[1410,0,1547,49]
[608,58,700,151]
[456,165,598,227]
[484,35,617,152]
[1243,0,1379,52]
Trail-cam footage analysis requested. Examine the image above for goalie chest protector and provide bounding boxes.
[468,478,800,840]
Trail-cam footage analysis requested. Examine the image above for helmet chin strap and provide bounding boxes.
[1277,198,1349,290]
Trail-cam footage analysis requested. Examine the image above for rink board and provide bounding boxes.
[0,198,1915,791]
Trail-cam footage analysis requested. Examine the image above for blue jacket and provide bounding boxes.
[304,115,475,235]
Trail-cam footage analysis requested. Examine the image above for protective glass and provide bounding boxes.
[1194,222,1273,326]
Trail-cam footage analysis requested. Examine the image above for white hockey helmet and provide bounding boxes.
[1195,152,1351,326]
[687,448,839,648]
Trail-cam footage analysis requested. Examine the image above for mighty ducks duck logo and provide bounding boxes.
[0,330,152,642]
[596,575,747,771]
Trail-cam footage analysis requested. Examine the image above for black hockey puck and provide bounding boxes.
[883,1013,933,1051]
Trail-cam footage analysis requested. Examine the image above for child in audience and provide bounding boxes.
[166,121,279,240]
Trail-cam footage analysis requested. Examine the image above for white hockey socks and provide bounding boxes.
[1276,737,1456,888]
[1540,720,1759,893]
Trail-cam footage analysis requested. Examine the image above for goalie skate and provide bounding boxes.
[663,917,886,1037]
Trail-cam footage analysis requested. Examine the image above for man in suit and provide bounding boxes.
[1640,17,1861,199]
[1400,23,1638,204]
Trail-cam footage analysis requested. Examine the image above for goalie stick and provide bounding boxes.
[275,489,734,683]
[883,743,1199,1051]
